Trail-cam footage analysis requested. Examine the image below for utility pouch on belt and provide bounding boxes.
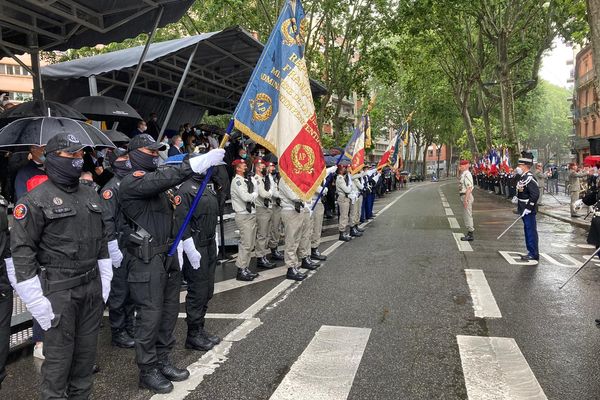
[294,201,303,213]
[128,228,153,264]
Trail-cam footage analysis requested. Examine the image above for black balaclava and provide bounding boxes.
[45,153,83,186]
[112,159,132,178]
[129,149,158,172]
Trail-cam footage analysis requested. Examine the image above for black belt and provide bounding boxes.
[41,267,98,295]
[126,243,171,259]
[189,233,216,247]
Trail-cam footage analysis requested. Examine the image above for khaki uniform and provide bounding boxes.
[351,172,364,227]
[268,174,282,250]
[534,170,546,205]
[336,173,352,232]
[279,179,309,268]
[459,170,474,233]
[569,170,586,216]
[253,174,273,258]
[310,187,326,249]
[231,174,257,268]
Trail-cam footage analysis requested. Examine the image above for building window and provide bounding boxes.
[8,92,33,101]
[0,64,31,76]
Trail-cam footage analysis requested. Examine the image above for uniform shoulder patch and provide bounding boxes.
[14,203,27,220]
[102,189,113,200]
[236,180,242,186]
[133,171,146,178]
[174,195,182,206]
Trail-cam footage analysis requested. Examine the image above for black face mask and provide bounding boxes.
[45,153,83,187]
[129,149,158,172]
[112,159,132,178]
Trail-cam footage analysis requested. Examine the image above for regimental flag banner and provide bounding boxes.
[364,113,372,149]
[344,122,365,174]
[233,0,325,200]
[390,125,403,166]
[377,134,398,171]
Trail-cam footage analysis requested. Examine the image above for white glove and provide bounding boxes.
[98,259,113,304]
[107,240,123,268]
[326,165,337,175]
[189,149,226,174]
[250,192,258,201]
[574,199,584,210]
[177,241,184,270]
[13,276,55,331]
[521,209,532,217]
[322,187,328,196]
[4,258,16,287]
[183,237,201,269]
[511,196,518,204]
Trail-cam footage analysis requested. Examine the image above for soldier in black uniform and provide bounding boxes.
[0,194,12,389]
[118,134,224,394]
[174,168,221,352]
[100,148,135,348]
[9,132,112,399]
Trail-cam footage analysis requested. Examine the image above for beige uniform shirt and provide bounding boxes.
[459,170,474,194]
[231,174,257,214]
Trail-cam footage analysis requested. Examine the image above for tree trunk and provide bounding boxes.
[477,83,493,149]
[497,32,520,165]
[587,0,600,102]
[422,142,431,176]
[461,105,479,157]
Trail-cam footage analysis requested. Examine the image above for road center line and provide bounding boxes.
[457,335,547,399]
[442,201,450,207]
[270,325,371,400]
[448,217,460,229]
[452,233,473,252]
[464,269,502,318]
[377,188,414,215]
[445,208,454,216]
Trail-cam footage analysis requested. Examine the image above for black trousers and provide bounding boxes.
[127,253,180,370]
[41,273,103,400]
[108,262,135,334]
[0,283,12,388]
[183,241,217,334]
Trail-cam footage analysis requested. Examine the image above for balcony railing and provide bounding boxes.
[577,70,596,88]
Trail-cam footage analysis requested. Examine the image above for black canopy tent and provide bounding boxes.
[41,26,328,136]
[0,0,195,98]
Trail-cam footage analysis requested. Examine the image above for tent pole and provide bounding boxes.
[28,34,44,100]
[157,42,199,143]
[122,6,164,104]
[88,75,98,96]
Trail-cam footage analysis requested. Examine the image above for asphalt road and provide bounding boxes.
[3,180,600,399]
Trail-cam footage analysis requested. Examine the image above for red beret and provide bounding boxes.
[232,159,245,167]
[267,162,275,167]
[253,157,265,165]
[459,160,470,166]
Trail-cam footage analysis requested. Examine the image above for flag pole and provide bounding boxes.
[168,119,234,256]
[311,151,344,211]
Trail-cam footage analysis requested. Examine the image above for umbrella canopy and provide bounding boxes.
[0,100,86,127]
[102,129,130,145]
[68,96,142,122]
[0,117,115,152]
[584,155,600,167]
[324,154,351,167]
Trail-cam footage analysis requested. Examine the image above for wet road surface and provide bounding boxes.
[3,181,600,399]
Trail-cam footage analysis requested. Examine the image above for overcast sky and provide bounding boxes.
[539,38,574,89]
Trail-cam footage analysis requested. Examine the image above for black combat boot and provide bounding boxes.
[350,226,363,237]
[286,267,307,281]
[236,268,255,281]
[460,231,474,241]
[139,368,173,394]
[201,329,222,345]
[185,332,215,351]
[311,247,327,261]
[301,257,319,270]
[270,247,285,261]
[339,232,351,242]
[111,330,135,348]
[246,267,259,278]
[354,225,365,233]
[158,359,190,382]
[256,256,276,269]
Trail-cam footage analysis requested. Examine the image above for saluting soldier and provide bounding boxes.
[267,162,285,261]
[174,166,222,352]
[252,158,276,269]
[119,134,224,394]
[100,148,135,349]
[230,159,260,281]
[9,133,113,399]
[515,151,540,263]
[458,160,475,242]
[279,179,310,280]
[336,163,352,241]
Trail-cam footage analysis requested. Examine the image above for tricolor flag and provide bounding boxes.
[233,0,325,200]
[377,134,398,171]
[345,121,365,174]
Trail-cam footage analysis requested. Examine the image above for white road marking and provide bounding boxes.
[464,269,502,318]
[442,201,450,207]
[457,335,547,400]
[539,253,579,269]
[498,251,537,266]
[322,240,344,256]
[320,233,341,243]
[448,217,460,229]
[238,280,295,318]
[445,208,454,216]
[153,318,263,400]
[270,325,371,400]
[452,233,473,252]
[377,188,414,215]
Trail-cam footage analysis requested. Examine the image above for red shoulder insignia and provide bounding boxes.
[132,171,146,178]
[102,189,113,200]
[26,175,48,192]
[13,204,27,220]
[174,195,182,206]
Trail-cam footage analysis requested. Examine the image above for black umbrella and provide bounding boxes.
[102,129,131,145]
[0,117,115,152]
[68,96,142,122]
[0,100,86,127]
